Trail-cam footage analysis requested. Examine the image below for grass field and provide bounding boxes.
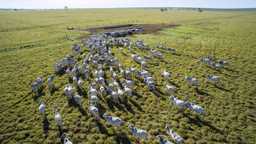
[0,9,256,143]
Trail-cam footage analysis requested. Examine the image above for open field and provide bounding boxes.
[0,9,256,143]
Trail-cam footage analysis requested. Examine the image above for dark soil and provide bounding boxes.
[75,23,179,35]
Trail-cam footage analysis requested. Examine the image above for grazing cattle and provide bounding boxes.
[77,79,84,88]
[39,102,46,114]
[111,91,119,103]
[88,87,97,96]
[99,85,107,96]
[124,69,132,79]
[112,72,118,79]
[47,75,55,92]
[165,124,184,144]
[162,71,171,80]
[55,56,76,74]
[72,76,78,84]
[103,113,124,126]
[151,49,163,59]
[169,96,187,109]
[90,95,98,106]
[213,63,224,69]
[135,40,147,50]
[157,135,174,144]
[207,75,220,83]
[117,88,124,96]
[64,85,75,99]
[128,124,148,140]
[185,76,199,87]
[71,65,80,77]
[72,44,81,55]
[124,86,132,96]
[125,80,134,88]
[89,105,100,120]
[218,60,228,65]
[31,77,43,96]
[165,85,176,95]
[145,76,155,91]
[73,94,82,106]
[187,102,204,114]
[200,56,213,65]
[96,77,105,85]
[54,110,63,128]
[130,67,136,73]
[132,54,145,65]
[95,69,104,77]
[64,137,73,144]
[138,70,149,79]
[140,60,146,70]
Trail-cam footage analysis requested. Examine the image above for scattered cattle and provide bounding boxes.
[157,135,174,144]
[128,124,148,140]
[31,77,43,96]
[33,27,230,143]
[103,113,124,126]
[38,102,46,114]
[166,124,184,144]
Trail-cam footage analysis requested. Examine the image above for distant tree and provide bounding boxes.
[64,6,68,10]
[160,8,168,12]
[198,8,203,12]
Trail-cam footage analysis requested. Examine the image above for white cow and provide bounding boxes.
[54,111,63,127]
[111,91,119,103]
[187,102,204,114]
[128,124,148,140]
[38,102,46,114]
[207,75,220,83]
[64,85,75,99]
[117,88,124,96]
[165,124,184,144]
[125,80,134,88]
[162,70,171,80]
[103,113,124,126]
[47,76,55,92]
[77,79,84,88]
[169,96,187,109]
[165,85,176,95]
[88,87,97,96]
[99,86,107,96]
[124,86,132,96]
[185,76,199,87]
[89,105,100,120]
[64,137,73,144]
[73,94,82,106]
[31,77,43,96]
[90,95,98,106]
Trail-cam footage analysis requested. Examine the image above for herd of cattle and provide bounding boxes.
[32,28,228,144]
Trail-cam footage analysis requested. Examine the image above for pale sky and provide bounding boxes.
[1,0,256,9]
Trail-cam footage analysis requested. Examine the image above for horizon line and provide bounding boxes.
[1,6,256,10]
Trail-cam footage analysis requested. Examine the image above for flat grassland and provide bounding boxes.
[0,9,255,143]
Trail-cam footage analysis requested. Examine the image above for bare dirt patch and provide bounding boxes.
[76,23,179,35]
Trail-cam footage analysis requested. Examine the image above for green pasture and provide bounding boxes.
[0,9,255,143]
